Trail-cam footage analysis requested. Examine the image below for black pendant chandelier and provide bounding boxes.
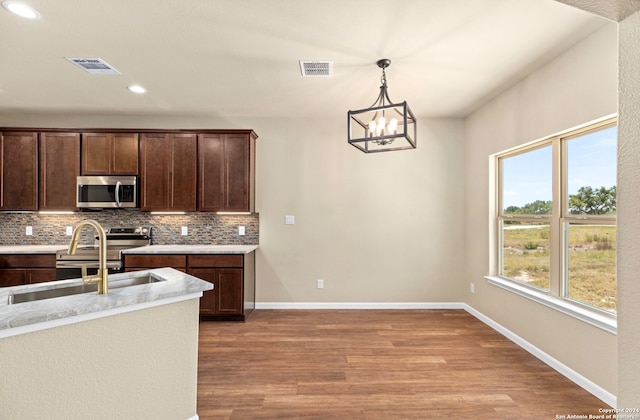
[348,59,417,153]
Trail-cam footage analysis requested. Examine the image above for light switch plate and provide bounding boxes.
[25,226,33,236]
[66,226,73,236]
[285,215,295,225]
[239,226,245,235]
[181,226,188,236]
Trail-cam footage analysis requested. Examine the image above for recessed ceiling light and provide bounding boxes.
[2,1,41,19]
[127,85,147,94]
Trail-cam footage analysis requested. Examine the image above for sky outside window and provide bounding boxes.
[502,145,552,211]
[502,126,617,210]
[566,126,617,209]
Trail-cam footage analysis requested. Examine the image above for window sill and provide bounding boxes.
[484,276,617,335]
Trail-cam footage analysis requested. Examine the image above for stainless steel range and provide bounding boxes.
[56,226,152,280]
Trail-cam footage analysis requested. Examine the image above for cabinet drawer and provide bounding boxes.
[188,255,243,268]
[124,254,186,268]
[0,254,56,268]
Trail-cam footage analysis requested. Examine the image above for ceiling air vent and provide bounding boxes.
[65,57,121,74]
[299,60,333,77]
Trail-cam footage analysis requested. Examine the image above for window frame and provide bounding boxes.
[488,116,617,334]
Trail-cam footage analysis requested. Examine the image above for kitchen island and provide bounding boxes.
[0,268,211,420]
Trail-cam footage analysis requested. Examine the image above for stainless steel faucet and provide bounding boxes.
[68,220,109,294]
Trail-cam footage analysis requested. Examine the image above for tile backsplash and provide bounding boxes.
[0,211,258,246]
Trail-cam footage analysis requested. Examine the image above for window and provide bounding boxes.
[494,118,617,319]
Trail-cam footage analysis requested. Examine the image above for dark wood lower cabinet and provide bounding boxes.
[0,270,28,287]
[123,252,255,321]
[189,268,243,316]
[25,269,57,284]
[0,254,57,287]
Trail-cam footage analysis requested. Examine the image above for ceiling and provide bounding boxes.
[0,0,611,120]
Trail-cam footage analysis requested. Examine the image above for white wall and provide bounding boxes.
[617,9,640,408]
[254,117,465,304]
[463,23,618,394]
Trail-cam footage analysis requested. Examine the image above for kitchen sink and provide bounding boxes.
[8,273,165,305]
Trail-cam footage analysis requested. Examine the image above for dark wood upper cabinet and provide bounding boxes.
[0,127,256,213]
[81,132,139,175]
[140,133,197,211]
[0,131,38,211]
[39,132,80,211]
[198,132,256,212]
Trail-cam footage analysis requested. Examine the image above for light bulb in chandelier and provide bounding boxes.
[367,117,398,138]
[387,118,398,134]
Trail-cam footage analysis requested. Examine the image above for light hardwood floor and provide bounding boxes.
[197,310,609,419]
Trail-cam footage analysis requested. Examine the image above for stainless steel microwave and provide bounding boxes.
[76,176,137,209]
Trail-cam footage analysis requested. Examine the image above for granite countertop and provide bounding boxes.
[0,267,212,338]
[0,245,69,254]
[122,244,259,254]
[0,244,259,255]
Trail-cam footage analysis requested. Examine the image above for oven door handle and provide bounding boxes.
[56,260,122,269]
[115,181,122,208]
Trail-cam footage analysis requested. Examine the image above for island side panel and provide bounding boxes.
[0,298,200,420]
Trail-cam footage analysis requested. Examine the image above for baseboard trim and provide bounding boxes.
[253,301,616,407]
[256,302,466,310]
[463,304,617,408]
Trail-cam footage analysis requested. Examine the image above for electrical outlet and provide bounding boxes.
[25,226,33,236]
[285,215,295,225]
[66,226,73,236]
[239,226,245,235]
[470,282,475,294]
[317,279,324,289]
[181,226,188,236]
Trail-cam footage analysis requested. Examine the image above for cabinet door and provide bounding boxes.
[216,269,243,315]
[140,133,170,210]
[39,132,80,210]
[198,133,252,212]
[170,134,197,211]
[189,268,243,316]
[82,133,139,175]
[140,133,196,211]
[27,269,57,284]
[0,269,26,287]
[0,132,38,211]
[198,134,224,211]
[81,133,110,175]
[224,134,251,212]
[111,133,139,174]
